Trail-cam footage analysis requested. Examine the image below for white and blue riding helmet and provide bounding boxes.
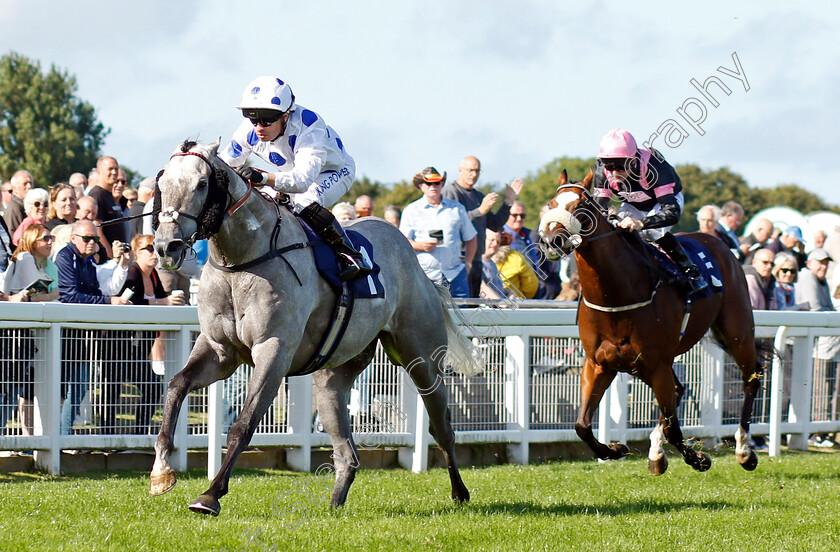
[236,76,295,114]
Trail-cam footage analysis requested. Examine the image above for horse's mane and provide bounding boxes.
[180,139,199,153]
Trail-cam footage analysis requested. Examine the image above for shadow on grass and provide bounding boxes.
[471,499,734,518]
[0,467,304,486]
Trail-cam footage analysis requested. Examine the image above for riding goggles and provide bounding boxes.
[601,158,631,172]
[243,109,284,127]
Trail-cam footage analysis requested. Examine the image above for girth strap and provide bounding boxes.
[292,282,356,377]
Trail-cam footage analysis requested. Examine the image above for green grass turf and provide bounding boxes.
[1,449,839,551]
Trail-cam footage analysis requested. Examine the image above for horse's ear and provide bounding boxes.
[209,138,221,157]
[583,169,594,190]
[558,169,568,186]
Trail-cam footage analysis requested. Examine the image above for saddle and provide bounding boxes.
[297,219,384,299]
[647,237,724,299]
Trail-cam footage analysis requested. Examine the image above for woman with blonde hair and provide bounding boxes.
[45,183,78,231]
[0,224,57,438]
[2,223,58,301]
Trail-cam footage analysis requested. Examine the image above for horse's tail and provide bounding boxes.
[434,283,485,376]
[755,339,777,376]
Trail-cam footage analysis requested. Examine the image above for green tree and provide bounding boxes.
[0,52,108,187]
[376,181,421,214]
[760,184,839,216]
[674,165,757,232]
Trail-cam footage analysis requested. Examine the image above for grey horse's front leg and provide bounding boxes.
[189,338,289,516]
[151,335,237,496]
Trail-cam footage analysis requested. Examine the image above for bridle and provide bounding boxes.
[542,183,621,255]
[154,149,253,248]
[549,183,665,313]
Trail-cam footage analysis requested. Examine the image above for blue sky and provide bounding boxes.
[2,1,839,205]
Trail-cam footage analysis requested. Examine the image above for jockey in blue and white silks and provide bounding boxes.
[592,128,707,294]
[219,76,371,281]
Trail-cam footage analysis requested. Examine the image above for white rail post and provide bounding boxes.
[769,326,789,457]
[611,373,628,445]
[397,371,422,471]
[34,323,61,475]
[506,333,529,465]
[786,335,812,450]
[285,374,313,471]
[170,327,192,472]
[207,380,224,480]
[701,338,726,446]
[597,384,612,446]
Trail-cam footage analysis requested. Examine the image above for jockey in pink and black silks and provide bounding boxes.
[219,76,372,281]
[592,129,707,294]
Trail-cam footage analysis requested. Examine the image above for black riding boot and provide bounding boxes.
[656,233,708,294]
[299,202,373,281]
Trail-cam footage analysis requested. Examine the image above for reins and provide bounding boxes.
[555,183,664,313]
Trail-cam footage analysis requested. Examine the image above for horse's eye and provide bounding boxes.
[196,178,207,190]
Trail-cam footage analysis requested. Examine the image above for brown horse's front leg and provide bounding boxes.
[575,358,627,460]
[649,366,710,472]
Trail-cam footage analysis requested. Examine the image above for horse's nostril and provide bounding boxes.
[166,240,184,256]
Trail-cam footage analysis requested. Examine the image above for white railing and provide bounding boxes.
[1,302,839,477]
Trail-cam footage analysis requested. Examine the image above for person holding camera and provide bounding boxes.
[399,167,477,298]
[105,235,184,434]
[0,223,58,438]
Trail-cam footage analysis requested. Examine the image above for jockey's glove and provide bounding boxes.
[236,166,263,184]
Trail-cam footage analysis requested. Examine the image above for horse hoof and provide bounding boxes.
[452,487,470,503]
[149,468,177,496]
[694,453,712,472]
[648,455,668,476]
[189,494,221,516]
[738,450,758,471]
[607,442,630,459]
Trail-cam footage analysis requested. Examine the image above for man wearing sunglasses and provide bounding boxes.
[399,167,477,298]
[55,220,129,305]
[219,76,372,281]
[593,128,707,294]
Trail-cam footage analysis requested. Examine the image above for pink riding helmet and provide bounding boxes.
[598,129,638,159]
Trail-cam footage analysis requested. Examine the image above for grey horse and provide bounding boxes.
[148,140,483,516]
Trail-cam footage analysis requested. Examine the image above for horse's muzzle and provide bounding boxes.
[155,238,186,270]
[540,232,580,260]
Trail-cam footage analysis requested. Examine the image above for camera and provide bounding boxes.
[118,243,131,255]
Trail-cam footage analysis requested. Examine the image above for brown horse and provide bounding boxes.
[538,170,773,474]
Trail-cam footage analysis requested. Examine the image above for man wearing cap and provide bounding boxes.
[400,167,477,298]
[796,247,840,447]
[768,226,807,270]
[219,76,371,281]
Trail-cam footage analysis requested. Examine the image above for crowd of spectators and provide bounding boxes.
[332,155,571,302]
[0,158,186,450]
[4,155,840,450]
[695,199,840,449]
